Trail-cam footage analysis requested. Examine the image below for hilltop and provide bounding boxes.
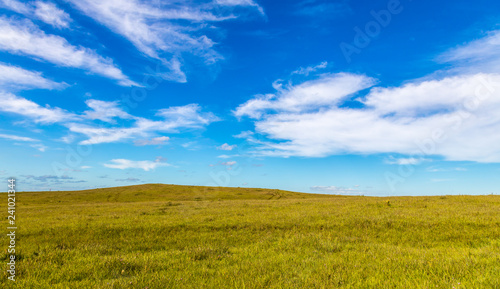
[20,183,332,205]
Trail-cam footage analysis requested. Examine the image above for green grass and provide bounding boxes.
[2,184,500,288]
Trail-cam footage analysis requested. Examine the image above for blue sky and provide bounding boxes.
[1,0,500,195]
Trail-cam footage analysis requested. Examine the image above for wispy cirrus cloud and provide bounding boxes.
[82,99,133,123]
[0,0,71,28]
[33,1,71,28]
[438,30,500,74]
[0,0,30,14]
[217,154,240,159]
[217,143,237,151]
[426,166,467,172]
[156,103,219,129]
[215,0,264,15]
[134,136,170,146]
[0,62,66,90]
[69,103,218,145]
[115,177,141,182]
[0,129,47,153]
[0,91,76,123]
[0,90,218,145]
[385,157,431,165]
[68,124,147,145]
[291,61,328,76]
[66,0,263,82]
[30,143,47,152]
[28,177,89,184]
[23,174,74,182]
[104,157,170,171]
[0,17,137,86]
[0,133,39,142]
[221,161,237,166]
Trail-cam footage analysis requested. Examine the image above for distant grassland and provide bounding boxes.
[1,184,500,288]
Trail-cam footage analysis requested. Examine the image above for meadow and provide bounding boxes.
[1,184,499,288]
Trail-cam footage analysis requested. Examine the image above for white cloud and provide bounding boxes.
[134,136,170,146]
[363,74,494,117]
[0,133,38,142]
[104,158,170,171]
[66,0,262,82]
[236,64,500,162]
[30,143,47,152]
[438,30,500,73]
[0,0,31,14]
[233,130,254,138]
[67,124,146,145]
[23,174,74,182]
[385,157,431,165]
[181,141,197,148]
[310,186,360,195]
[0,0,71,28]
[34,1,71,28]
[0,17,137,86]
[0,91,76,123]
[234,73,376,118]
[217,143,237,151]
[426,167,467,172]
[60,134,76,144]
[0,62,66,90]
[217,154,240,158]
[80,166,92,169]
[155,156,167,162]
[0,132,47,152]
[291,61,328,76]
[68,103,218,145]
[83,99,132,123]
[221,161,237,166]
[115,177,141,182]
[0,93,217,145]
[215,0,264,15]
[156,103,219,129]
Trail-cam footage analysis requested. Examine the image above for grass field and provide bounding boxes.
[2,184,500,288]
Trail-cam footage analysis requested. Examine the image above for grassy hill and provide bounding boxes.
[2,184,500,288]
[20,184,330,205]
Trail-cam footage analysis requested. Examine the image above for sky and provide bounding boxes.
[1,0,500,196]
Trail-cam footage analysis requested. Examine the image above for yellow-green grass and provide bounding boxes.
[1,184,500,288]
